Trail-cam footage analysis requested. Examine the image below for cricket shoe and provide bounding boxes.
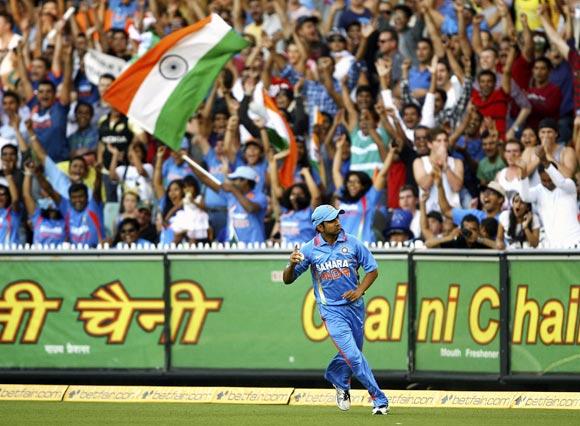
[371,404,390,415]
[333,385,351,411]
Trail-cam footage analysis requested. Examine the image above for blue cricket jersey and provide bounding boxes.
[59,197,104,247]
[224,190,268,243]
[337,186,381,242]
[162,157,194,188]
[31,208,66,245]
[203,149,229,209]
[0,207,21,244]
[293,231,378,306]
[280,207,316,245]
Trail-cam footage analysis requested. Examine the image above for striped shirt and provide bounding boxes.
[349,126,390,177]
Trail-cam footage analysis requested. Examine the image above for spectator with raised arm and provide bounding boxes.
[332,134,395,242]
[22,160,65,246]
[518,146,580,248]
[412,128,464,213]
[268,148,321,245]
[16,37,73,163]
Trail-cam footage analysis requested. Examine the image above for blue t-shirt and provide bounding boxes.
[43,156,92,200]
[453,136,484,162]
[408,67,431,93]
[203,149,230,209]
[280,207,316,245]
[30,101,70,163]
[338,186,381,242]
[224,190,268,243]
[293,231,378,306]
[338,8,372,29]
[451,208,499,226]
[74,72,99,105]
[109,0,138,29]
[31,208,66,245]
[0,207,21,244]
[59,197,104,247]
[162,157,194,188]
[234,156,268,194]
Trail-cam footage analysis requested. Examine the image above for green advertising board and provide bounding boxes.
[508,256,580,374]
[0,255,165,369]
[169,254,408,372]
[414,256,500,373]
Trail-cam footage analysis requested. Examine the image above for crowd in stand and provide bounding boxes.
[0,0,579,249]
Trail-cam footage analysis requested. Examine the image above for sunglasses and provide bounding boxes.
[380,9,392,14]
[120,228,137,234]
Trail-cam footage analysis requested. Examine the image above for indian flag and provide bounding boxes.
[251,88,298,189]
[103,14,248,151]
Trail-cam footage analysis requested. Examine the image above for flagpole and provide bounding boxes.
[181,154,222,187]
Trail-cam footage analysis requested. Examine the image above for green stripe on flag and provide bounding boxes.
[266,128,288,152]
[154,30,248,150]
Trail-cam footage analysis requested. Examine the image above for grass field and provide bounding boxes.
[1,402,579,425]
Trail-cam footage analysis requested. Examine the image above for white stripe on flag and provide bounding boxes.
[127,17,231,134]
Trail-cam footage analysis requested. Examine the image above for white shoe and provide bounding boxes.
[372,405,390,415]
[333,385,351,411]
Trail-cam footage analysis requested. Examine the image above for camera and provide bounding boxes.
[461,228,472,239]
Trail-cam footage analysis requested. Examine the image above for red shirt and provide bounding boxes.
[386,161,406,209]
[471,89,510,139]
[511,54,533,91]
[526,83,562,130]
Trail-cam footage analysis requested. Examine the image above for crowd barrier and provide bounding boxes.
[0,247,578,384]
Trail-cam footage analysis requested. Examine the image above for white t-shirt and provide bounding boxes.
[115,164,154,204]
[519,165,580,248]
[498,210,540,247]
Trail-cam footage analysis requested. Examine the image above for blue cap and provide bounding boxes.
[228,166,258,182]
[385,209,414,238]
[311,205,345,227]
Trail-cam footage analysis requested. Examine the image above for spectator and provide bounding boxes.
[413,128,464,213]
[523,118,577,180]
[109,142,154,205]
[398,184,421,238]
[496,193,540,249]
[518,147,580,248]
[438,172,505,227]
[136,203,157,244]
[332,135,395,242]
[16,41,73,163]
[0,175,20,244]
[495,139,525,201]
[191,163,268,244]
[337,0,372,30]
[113,217,152,248]
[477,128,506,186]
[68,101,98,160]
[48,170,104,247]
[22,160,65,246]
[116,189,140,228]
[426,214,492,249]
[384,208,414,244]
[268,149,321,245]
[526,57,562,130]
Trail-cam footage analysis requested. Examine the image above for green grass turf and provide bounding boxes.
[1,402,579,426]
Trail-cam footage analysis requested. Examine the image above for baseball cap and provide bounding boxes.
[484,181,506,199]
[326,29,346,42]
[311,205,345,227]
[538,118,558,133]
[297,15,319,29]
[227,165,258,182]
[384,209,414,239]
